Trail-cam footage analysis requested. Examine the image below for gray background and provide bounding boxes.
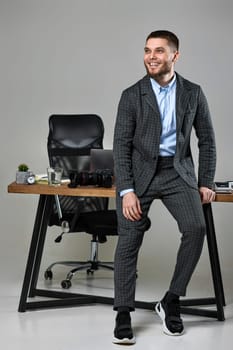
[1,0,232,301]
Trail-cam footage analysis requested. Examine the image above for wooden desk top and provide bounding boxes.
[215,193,233,202]
[7,182,116,198]
[7,182,233,202]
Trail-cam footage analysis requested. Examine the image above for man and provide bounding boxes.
[112,30,216,344]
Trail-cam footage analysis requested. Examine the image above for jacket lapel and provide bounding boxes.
[140,75,160,114]
[175,73,192,134]
[139,74,192,153]
[140,74,192,123]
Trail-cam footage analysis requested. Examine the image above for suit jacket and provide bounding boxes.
[113,73,216,197]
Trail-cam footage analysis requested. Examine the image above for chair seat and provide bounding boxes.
[81,210,118,236]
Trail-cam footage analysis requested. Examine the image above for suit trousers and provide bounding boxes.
[114,157,206,311]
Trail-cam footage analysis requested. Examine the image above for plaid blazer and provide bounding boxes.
[113,73,216,196]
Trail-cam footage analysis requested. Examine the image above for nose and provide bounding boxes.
[150,50,156,59]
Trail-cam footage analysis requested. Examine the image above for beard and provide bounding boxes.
[144,61,173,80]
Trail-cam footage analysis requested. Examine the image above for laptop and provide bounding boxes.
[214,181,233,193]
[90,149,114,174]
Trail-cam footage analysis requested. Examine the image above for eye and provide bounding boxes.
[144,47,150,54]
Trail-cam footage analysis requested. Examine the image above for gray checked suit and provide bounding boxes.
[113,73,216,310]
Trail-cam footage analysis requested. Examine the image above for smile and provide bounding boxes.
[149,62,160,67]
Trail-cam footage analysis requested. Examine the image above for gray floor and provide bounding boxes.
[1,268,233,350]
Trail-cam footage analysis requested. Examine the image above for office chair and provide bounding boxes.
[44,114,118,289]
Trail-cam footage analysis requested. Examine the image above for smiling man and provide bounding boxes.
[112,30,216,344]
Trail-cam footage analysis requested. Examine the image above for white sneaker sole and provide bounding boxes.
[112,336,136,345]
[155,302,184,336]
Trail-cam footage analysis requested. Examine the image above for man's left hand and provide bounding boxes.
[199,186,216,204]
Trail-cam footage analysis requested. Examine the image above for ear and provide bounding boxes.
[172,51,179,63]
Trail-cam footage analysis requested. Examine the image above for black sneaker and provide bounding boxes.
[156,294,184,336]
[113,311,136,345]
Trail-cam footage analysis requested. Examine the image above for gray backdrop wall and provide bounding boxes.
[1,0,233,301]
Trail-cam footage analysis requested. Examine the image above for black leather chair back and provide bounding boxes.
[47,114,107,228]
[48,114,104,177]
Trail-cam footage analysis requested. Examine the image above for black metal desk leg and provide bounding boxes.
[203,203,225,321]
[18,195,48,312]
[28,195,53,297]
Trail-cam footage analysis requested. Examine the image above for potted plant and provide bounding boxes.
[16,163,30,184]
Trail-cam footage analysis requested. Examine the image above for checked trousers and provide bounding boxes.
[114,157,206,311]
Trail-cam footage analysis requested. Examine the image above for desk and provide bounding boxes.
[8,182,227,320]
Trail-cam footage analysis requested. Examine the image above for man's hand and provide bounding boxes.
[122,192,142,221]
[199,186,216,204]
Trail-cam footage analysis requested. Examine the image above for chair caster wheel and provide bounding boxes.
[44,270,53,280]
[87,269,94,275]
[61,279,72,289]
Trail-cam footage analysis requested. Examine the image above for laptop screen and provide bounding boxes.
[90,149,114,174]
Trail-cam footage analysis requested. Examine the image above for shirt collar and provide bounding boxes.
[150,73,176,94]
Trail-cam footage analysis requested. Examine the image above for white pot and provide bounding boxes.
[16,171,30,184]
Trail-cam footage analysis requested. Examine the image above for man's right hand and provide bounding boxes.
[122,192,142,221]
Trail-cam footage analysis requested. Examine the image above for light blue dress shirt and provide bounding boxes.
[150,74,177,156]
[120,75,177,197]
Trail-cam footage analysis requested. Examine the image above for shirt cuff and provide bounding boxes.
[120,188,134,197]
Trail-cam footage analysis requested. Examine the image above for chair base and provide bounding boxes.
[44,235,115,288]
[44,259,114,289]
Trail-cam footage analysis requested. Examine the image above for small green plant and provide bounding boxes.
[18,163,29,172]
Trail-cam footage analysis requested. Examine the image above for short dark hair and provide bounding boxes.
[146,30,179,51]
